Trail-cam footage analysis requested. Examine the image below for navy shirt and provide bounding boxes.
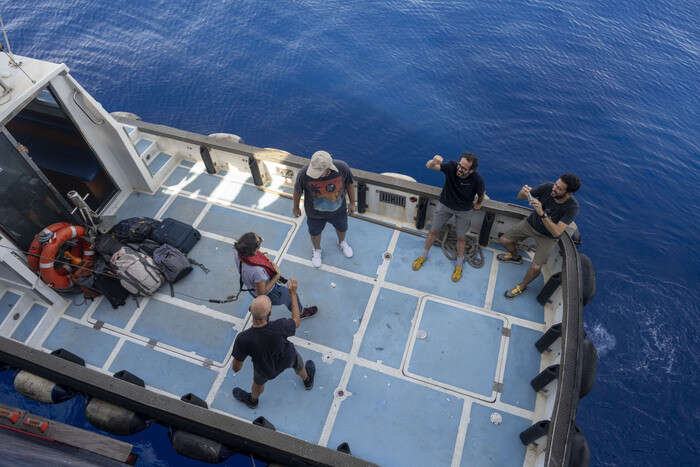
[232,318,297,380]
[294,160,354,219]
[439,161,485,211]
[527,183,579,238]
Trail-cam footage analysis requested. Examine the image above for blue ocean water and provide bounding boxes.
[1,1,698,465]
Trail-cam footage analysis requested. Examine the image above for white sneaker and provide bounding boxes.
[311,249,322,268]
[339,241,353,258]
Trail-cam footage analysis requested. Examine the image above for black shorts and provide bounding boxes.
[307,209,348,236]
[253,351,304,385]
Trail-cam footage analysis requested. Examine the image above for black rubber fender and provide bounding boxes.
[14,370,75,403]
[169,430,236,463]
[578,253,596,306]
[567,425,590,467]
[85,398,151,436]
[579,337,598,398]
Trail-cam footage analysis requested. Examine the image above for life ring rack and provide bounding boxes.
[37,225,95,290]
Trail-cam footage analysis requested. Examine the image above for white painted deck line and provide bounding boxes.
[25,301,65,347]
[102,337,126,371]
[192,202,212,228]
[451,399,473,467]
[282,253,378,285]
[484,250,500,310]
[317,229,400,447]
[380,280,545,332]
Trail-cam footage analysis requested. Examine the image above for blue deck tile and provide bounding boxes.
[64,296,92,319]
[408,300,502,398]
[328,368,462,467]
[171,236,250,317]
[163,166,193,188]
[108,341,216,398]
[358,288,418,368]
[211,348,344,443]
[198,205,293,252]
[229,183,294,217]
[287,216,393,278]
[0,291,21,325]
[12,303,48,343]
[161,196,207,225]
[134,139,153,155]
[115,190,171,219]
[385,232,493,307]
[269,261,374,352]
[180,160,195,168]
[43,319,119,368]
[92,296,139,329]
[148,152,172,175]
[492,261,545,323]
[178,172,225,198]
[131,298,237,363]
[501,325,543,410]
[460,403,531,467]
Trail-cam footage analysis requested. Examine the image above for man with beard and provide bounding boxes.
[497,174,581,298]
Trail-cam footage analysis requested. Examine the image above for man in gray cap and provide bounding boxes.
[293,151,356,268]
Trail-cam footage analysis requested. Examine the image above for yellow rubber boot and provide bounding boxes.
[451,265,463,282]
[412,256,426,271]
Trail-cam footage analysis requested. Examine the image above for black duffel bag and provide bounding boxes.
[149,218,201,253]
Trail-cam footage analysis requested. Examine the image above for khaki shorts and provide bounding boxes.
[502,219,557,266]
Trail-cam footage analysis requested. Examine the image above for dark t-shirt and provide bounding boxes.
[438,161,485,211]
[232,318,296,380]
[527,183,579,238]
[294,160,354,219]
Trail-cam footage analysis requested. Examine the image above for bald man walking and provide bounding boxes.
[231,279,315,409]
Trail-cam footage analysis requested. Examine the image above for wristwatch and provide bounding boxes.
[540,213,547,219]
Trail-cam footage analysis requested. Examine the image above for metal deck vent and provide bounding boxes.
[378,190,406,207]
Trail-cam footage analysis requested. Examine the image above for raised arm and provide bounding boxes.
[426,154,443,171]
[287,278,301,328]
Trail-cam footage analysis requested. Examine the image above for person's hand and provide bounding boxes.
[292,206,301,217]
[347,203,355,216]
[433,154,443,165]
[522,185,531,194]
[473,202,482,210]
[17,144,28,154]
[287,278,298,294]
[530,198,544,216]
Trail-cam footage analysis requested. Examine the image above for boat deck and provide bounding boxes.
[0,159,548,466]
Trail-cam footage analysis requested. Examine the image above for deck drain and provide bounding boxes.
[383,252,392,260]
[12,313,19,320]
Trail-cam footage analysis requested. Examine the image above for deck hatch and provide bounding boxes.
[378,190,406,207]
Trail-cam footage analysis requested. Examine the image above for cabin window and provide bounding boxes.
[4,86,118,212]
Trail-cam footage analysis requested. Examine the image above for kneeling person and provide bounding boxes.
[234,232,317,319]
[231,281,316,409]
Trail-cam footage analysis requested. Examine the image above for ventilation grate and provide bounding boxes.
[378,190,406,207]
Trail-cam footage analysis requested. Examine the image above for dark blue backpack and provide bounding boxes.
[149,218,201,253]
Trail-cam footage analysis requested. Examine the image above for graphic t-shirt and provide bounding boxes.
[294,160,354,219]
[232,318,297,380]
[439,161,485,211]
[527,183,579,238]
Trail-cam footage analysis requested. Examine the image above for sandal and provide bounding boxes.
[504,285,527,299]
[497,252,523,264]
[451,265,463,282]
[412,256,426,271]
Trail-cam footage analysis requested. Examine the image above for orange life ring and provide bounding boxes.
[27,222,72,271]
[39,225,95,290]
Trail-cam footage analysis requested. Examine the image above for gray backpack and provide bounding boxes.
[153,243,192,290]
[110,247,164,296]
